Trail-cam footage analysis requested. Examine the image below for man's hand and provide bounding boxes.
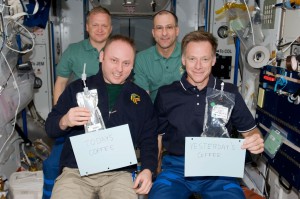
[133,169,152,195]
[59,107,91,130]
[241,128,264,154]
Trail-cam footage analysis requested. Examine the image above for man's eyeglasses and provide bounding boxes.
[154,25,176,32]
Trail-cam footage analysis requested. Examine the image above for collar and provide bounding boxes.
[179,73,216,93]
[154,42,181,61]
[83,39,97,51]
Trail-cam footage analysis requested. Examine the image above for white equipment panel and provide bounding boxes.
[176,0,200,41]
[268,167,300,199]
[28,26,53,121]
[57,0,85,53]
[209,0,237,85]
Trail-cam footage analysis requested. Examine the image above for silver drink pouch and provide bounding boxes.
[76,89,106,133]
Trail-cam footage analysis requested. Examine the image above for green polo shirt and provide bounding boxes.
[56,39,100,81]
[134,42,184,102]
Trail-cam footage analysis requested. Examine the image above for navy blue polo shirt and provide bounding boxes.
[154,73,256,156]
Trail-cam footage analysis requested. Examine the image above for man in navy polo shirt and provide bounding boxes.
[148,31,264,199]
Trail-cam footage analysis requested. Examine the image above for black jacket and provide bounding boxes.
[45,65,158,173]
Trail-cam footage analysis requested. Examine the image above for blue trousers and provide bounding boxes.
[149,155,245,199]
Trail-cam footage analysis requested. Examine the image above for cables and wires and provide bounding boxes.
[267,35,300,65]
[276,38,293,50]
[242,0,255,46]
[288,88,300,104]
[0,0,38,54]
[0,10,5,52]
[21,141,31,167]
[4,18,35,54]
[244,158,270,199]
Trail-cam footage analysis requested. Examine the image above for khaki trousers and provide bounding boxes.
[51,167,138,199]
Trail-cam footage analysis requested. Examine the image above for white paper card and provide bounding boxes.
[70,124,137,176]
[211,105,228,119]
[185,137,246,178]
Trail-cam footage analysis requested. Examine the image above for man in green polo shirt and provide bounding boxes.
[134,10,184,102]
[134,9,184,174]
[53,6,112,104]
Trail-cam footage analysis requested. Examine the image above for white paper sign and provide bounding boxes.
[70,124,137,176]
[185,137,246,178]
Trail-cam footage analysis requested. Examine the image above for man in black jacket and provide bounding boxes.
[45,35,158,199]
